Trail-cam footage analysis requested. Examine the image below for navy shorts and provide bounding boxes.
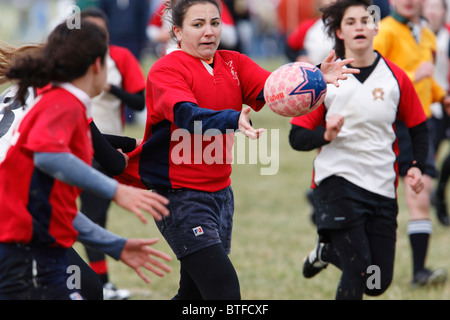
[0,244,83,300]
[395,120,438,178]
[313,176,398,240]
[154,186,234,260]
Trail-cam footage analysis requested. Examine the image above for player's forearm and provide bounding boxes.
[74,211,125,260]
[34,152,118,199]
[289,124,329,151]
[173,101,240,134]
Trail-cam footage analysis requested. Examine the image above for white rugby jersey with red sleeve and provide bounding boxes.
[117,49,270,192]
[91,45,146,135]
[286,18,334,65]
[0,83,93,248]
[291,54,427,199]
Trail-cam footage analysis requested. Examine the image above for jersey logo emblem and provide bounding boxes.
[193,226,204,236]
[226,61,240,86]
[372,88,385,101]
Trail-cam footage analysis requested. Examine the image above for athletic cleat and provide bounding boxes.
[103,282,131,300]
[411,268,448,288]
[303,242,328,278]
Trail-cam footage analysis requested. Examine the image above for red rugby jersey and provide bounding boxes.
[117,50,270,192]
[0,84,93,248]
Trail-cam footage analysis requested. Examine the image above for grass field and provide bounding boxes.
[70,57,450,300]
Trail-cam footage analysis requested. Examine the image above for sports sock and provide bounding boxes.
[89,260,109,284]
[407,220,432,275]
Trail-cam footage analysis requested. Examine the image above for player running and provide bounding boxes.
[117,0,358,300]
[0,20,169,300]
[290,0,429,299]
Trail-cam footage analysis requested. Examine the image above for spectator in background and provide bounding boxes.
[223,0,252,53]
[277,0,317,35]
[423,0,450,226]
[285,0,335,65]
[76,0,99,10]
[373,0,390,19]
[97,0,149,124]
[98,0,149,61]
[374,0,450,288]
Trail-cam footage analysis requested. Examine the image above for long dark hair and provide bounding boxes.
[321,0,373,58]
[0,42,43,86]
[166,0,222,38]
[6,20,107,104]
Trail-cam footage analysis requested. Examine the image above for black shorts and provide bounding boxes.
[154,186,234,260]
[313,176,398,240]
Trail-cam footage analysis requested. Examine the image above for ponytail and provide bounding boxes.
[0,42,43,86]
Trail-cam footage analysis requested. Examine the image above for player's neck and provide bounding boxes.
[345,48,377,68]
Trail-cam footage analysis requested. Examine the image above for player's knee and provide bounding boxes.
[364,271,393,297]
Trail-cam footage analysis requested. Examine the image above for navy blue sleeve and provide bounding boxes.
[173,102,241,134]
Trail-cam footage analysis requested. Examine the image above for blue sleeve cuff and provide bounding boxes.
[173,102,240,134]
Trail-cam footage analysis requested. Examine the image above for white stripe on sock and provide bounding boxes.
[407,220,433,235]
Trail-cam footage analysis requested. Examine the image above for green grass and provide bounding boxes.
[71,55,450,300]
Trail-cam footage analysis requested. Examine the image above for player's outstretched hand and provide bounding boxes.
[320,50,360,87]
[113,184,170,224]
[120,238,172,283]
[238,107,265,140]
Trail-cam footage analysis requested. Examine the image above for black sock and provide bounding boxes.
[408,220,432,275]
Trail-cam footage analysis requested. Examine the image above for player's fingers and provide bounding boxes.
[149,191,170,205]
[324,50,336,63]
[143,258,171,276]
[131,208,149,224]
[242,106,252,116]
[136,237,160,246]
[143,245,173,262]
[137,191,169,217]
[243,128,258,140]
[255,128,265,139]
[134,268,151,284]
[143,197,170,219]
[140,203,165,221]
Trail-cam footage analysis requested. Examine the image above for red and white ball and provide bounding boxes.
[264,62,327,117]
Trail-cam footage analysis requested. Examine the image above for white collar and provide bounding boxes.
[54,82,92,119]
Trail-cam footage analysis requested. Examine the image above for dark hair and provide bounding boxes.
[321,0,373,58]
[80,7,110,27]
[0,42,43,85]
[166,0,222,39]
[6,20,107,105]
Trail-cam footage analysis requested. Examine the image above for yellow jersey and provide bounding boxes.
[374,16,446,118]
